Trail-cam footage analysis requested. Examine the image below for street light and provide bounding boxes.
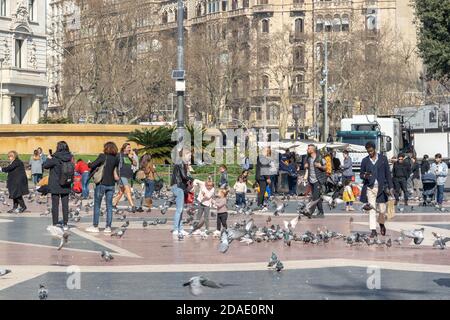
[292,104,301,140]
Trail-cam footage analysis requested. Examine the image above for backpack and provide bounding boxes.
[59,161,75,186]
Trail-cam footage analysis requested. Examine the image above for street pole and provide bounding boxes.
[176,0,184,131]
[323,37,328,142]
[0,58,3,122]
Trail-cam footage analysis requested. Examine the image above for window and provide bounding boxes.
[315,16,323,32]
[295,18,304,36]
[184,7,187,20]
[258,0,268,4]
[260,47,269,64]
[293,0,304,3]
[174,9,177,21]
[28,0,35,21]
[293,74,305,95]
[1,0,6,16]
[15,39,23,68]
[333,15,341,32]
[293,46,304,66]
[261,75,269,89]
[324,15,332,32]
[162,11,168,23]
[222,0,227,11]
[232,0,238,10]
[341,14,349,32]
[261,19,269,33]
[268,105,279,121]
[196,4,202,17]
[243,0,249,8]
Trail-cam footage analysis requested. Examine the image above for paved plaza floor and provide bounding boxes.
[1,190,450,300]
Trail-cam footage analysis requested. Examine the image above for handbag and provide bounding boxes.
[93,163,105,184]
[387,199,396,220]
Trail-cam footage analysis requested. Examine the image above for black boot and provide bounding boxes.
[7,205,18,214]
[379,224,386,236]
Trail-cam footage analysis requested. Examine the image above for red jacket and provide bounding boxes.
[75,161,90,174]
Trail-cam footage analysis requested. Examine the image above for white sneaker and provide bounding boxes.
[192,229,202,236]
[104,227,112,233]
[46,225,60,236]
[63,225,69,231]
[180,230,189,236]
[213,230,221,237]
[86,226,100,233]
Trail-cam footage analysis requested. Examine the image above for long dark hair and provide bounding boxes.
[120,143,130,153]
[103,142,118,156]
[56,141,70,153]
[140,154,152,169]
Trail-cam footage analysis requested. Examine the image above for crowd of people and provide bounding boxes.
[0,139,448,239]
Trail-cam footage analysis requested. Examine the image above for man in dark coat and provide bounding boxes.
[0,151,28,213]
[360,141,394,237]
[43,141,73,230]
[392,153,411,206]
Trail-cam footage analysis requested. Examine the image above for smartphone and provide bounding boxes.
[49,149,53,155]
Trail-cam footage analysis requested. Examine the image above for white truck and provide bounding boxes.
[335,115,403,179]
[413,132,450,159]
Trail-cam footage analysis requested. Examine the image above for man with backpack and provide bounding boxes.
[43,141,75,232]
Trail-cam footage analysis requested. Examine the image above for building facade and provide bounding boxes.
[0,0,47,124]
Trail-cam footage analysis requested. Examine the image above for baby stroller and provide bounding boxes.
[421,172,436,206]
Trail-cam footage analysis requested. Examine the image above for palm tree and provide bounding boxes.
[127,126,176,164]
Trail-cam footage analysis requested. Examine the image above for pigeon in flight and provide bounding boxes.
[283,216,299,232]
[401,228,425,245]
[38,284,48,300]
[432,232,450,250]
[183,276,226,296]
[0,268,11,277]
[101,250,114,261]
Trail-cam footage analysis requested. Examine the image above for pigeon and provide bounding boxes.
[189,216,205,235]
[178,232,184,241]
[38,284,48,300]
[0,268,11,277]
[218,229,230,253]
[183,276,225,296]
[267,252,279,268]
[118,214,127,221]
[121,221,130,229]
[101,250,114,261]
[111,228,126,238]
[57,232,70,251]
[394,236,404,245]
[142,220,148,228]
[275,260,284,272]
[385,238,392,247]
[401,228,425,245]
[432,232,450,250]
[273,198,287,216]
[283,216,299,232]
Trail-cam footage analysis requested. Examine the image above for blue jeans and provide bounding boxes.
[93,184,114,228]
[436,184,445,204]
[236,193,245,206]
[145,179,155,199]
[171,185,185,232]
[81,171,90,199]
[32,173,42,185]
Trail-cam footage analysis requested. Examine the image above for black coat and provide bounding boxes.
[43,151,73,195]
[360,153,393,204]
[2,159,29,199]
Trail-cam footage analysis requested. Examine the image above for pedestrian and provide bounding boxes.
[113,143,137,212]
[360,141,394,237]
[421,154,430,175]
[37,147,47,163]
[343,179,355,211]
[287,158,298,195]
[233,175,247,206]
[411,156,421,200]
[86,142,120,233]
[170,149,191,237]
[130,148,140,189]
[327,134,334,143]
[0,151,29,213]
[303,144,327,218]
[140,154,156,212]
[218,165,228,189]
[430,153,448,208]
[392,153,410,206]
[75,158,90,199]
[255,148,271,209]
[342,150,354,183]
[43,141,74,231]
[29,149,43,186]
[213,188,228,237]
[267,147,279,194]
[192,178,215,235]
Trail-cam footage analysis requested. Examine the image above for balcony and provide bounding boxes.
[252,4,275,14]
[252,88,282,97]
[289,31,307,42]
[154,21,177,31]
[290,2,306,11]
[364,0,378,7]
[315,0,352,8]
[225,8,252,18]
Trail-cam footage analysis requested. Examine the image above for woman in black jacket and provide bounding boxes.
[85,141,120,234]
[43,141,73,231]
[0,151,29,213]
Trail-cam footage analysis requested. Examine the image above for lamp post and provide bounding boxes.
[292,104,301,140]
[0,57,4,122]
